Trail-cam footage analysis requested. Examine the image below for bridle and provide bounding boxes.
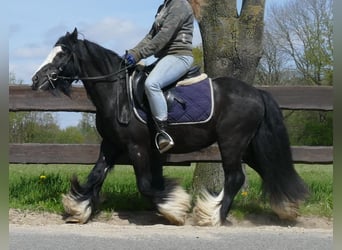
[44,43,131,89]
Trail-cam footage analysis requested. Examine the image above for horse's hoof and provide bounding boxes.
[64,215,83,223]
[271,200,300,221]
[62,193,92,224]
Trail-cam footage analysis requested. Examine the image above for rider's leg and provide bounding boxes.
[145,55,193,153]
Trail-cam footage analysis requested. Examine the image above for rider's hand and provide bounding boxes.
[123,53,136,67]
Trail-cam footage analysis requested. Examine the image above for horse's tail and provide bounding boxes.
[245,89,309,220]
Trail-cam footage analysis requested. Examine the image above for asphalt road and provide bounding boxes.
[10,223,332,250]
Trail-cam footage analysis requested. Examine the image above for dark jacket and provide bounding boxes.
[128,0,194,61]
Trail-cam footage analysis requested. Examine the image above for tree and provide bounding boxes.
[9,112,60,143]
[56,127,84,144]
[77,113,101,143]
[191,0,265,83]
[255,29,292,85]
[9,72,24,85]
[265,0,333,86]
[190,0,266,193]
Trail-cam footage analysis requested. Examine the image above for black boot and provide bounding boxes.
[153,118,174,153]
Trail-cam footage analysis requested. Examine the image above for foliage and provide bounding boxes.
[9,112,60,143]
[192,45,204,70]
[284,111,333,146]
[77,113,101,143]
[55,127,84,143]
[9,111,101,144]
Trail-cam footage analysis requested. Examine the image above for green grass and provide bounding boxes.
[295,165,333,217]
[231,164,333,219]
[9,164,333,218]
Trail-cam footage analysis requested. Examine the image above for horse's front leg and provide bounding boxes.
[62,140,116,223]
[129,145,191,225]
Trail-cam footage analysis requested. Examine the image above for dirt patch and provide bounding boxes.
[9,208,332,229]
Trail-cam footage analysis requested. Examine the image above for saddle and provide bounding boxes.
[130,64,203,112]
[120,63,213,125]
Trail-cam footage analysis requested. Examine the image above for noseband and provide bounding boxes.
[37,71,59,90]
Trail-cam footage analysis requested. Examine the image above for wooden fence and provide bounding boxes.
[9,85,333,165]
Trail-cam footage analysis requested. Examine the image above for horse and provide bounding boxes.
[31,28,309,226]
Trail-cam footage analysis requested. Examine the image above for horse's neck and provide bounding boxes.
[78,41,126,114]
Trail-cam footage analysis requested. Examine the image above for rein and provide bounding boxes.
[56,67,129,82]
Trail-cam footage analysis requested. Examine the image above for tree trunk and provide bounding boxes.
[190,0,265,194]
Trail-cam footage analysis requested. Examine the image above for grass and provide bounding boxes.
[9,164,333,218]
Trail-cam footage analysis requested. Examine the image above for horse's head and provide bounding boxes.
[31,28,80,96]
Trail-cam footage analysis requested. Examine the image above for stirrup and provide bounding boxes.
[155,131,174,153]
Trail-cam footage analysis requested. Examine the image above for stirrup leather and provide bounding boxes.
[155,131,174,153]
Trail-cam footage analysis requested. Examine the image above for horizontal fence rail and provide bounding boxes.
[9,85,333,164]
[9,143,333,165]
[9,85,333,111]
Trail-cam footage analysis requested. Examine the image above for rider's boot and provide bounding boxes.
[153,118,174,153]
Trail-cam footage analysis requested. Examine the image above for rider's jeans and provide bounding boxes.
[145,54,194,121]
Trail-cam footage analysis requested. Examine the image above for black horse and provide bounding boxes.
[31,28,308,226]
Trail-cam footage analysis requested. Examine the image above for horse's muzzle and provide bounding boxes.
[31,74,53,91]
[31,75,40,90]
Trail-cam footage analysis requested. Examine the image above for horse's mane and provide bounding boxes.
[55,31,122,68]
[73,38,124,76]
[78,39,125,77]
[82,39,121,61]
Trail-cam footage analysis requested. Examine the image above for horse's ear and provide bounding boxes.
[70,28,78,42]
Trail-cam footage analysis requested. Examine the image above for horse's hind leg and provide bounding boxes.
[62,140,115,223]
[194,159,245,226]
[219,166,245,222]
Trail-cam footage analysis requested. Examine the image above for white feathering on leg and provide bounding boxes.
[62,193,92,224]
[157,185,191,225]
[193,189,224,226]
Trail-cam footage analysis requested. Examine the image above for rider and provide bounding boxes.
[124,0,194,153]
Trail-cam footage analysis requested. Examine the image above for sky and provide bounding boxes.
[9,0,283,128]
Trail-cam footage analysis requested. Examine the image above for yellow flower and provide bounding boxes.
[241,191,248,197]
[39,175,47,180]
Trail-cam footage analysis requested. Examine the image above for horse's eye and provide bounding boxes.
[58,66,63,72]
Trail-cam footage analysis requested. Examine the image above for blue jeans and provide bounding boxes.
[144,54,194,121]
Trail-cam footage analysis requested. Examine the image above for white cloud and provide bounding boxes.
[85,17,139,41]
[12,45,51,59]
[79,17,147,53]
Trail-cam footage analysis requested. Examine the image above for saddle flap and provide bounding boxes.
[117,75,132,125]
